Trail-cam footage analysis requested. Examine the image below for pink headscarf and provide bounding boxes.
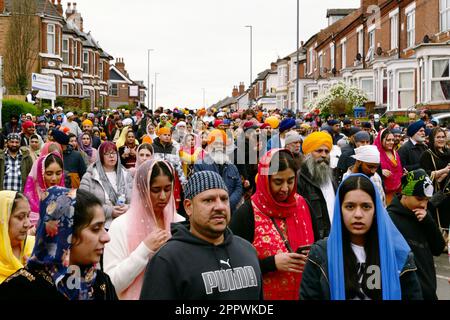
[122,159,178,300]
[373,129,403,193]
[23,152,65,226]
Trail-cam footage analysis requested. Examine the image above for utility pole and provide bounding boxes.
[151,84,154,111]
[147,49,154,111]
[245,25,253,108]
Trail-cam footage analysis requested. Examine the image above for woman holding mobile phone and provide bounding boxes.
[300,174,422,300]
[230,149,317,300]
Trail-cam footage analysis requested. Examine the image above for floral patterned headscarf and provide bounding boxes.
[27,186,97,300]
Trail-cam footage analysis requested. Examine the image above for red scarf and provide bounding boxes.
[250,149,314,300]
[374,129,403,193]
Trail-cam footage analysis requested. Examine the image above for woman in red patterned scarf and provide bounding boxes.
[230,149,316,300]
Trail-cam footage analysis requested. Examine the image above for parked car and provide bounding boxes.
[433,112,450,128]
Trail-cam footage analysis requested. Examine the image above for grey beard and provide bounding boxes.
[209,150,229,165]
[305,155,333,186]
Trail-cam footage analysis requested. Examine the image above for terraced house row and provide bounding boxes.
[231,0,450,114]
[0,0,146,109]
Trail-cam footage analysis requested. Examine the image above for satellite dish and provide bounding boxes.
[356,53,362,61]
[423,35,430,43]
[376,47,383,56]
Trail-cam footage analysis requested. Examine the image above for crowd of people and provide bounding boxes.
[0,104,449,300]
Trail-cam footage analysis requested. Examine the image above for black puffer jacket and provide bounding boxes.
[151,137,176,155]
[300,239,423,300]
[387,196,446,300]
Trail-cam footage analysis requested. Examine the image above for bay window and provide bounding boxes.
[62,38,69,64]
[47,24,55,54]
[431,58,450,101]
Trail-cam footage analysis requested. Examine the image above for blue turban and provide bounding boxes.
[407,120,425,137]
[279,118,296,133]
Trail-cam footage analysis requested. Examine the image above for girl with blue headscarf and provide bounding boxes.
[300,174,423,300]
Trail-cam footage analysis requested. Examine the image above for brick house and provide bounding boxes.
[108,58,147,109]
[300,0,450,114]
[0,0,115,110]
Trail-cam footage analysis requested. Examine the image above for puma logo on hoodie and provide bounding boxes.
[202,266,258,295]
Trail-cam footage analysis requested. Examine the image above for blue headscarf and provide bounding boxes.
[27,186,97,300]
[327,174,411,300]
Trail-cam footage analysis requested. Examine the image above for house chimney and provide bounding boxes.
[66,2,72,15]
[360,0,378,13]
[270,62,277,71]
[56,0,63,15]
[73,2,77,12]
[232,86,239,98]
[239,82,245,94]
[116,58,126,74]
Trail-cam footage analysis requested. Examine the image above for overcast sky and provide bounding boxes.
[72,0,360,109]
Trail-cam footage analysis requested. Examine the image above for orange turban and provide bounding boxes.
[82,119,93,127]
[302,132,333,155]
[207,129,227,145]
[157,127,171,136]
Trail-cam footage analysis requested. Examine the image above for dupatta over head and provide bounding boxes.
[24,152,65,226]
[0,191,35,283]
[327,173,411,300]
[251,148,314,253]
[27,186,97,300]
[122,159,177,300]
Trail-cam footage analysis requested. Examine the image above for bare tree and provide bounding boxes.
[4,0,38,95]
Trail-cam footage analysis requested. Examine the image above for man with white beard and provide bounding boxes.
[297,131,336,239]
[398,120,428,172]
[194,129,243,214]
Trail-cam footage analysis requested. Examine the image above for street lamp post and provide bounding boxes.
[296,0,300,115]
[245,25,252,108]
[154,72,159,110]
[147,49,154,111]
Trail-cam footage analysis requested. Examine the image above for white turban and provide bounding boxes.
[351,145,380,164]
[123,118,133,126]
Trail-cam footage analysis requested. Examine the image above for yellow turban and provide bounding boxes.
[264,116,280,129]
[82,119,93,127]
[302,132,333,155]
[207,129,227,145]
[157,127,171,136]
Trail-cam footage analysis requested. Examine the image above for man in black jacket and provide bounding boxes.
[297,132,337,239]
[140,171,263,300]
[387,169,445,300]
[398,120,427,172]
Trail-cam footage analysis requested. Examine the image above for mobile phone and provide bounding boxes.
[296,245,312,255]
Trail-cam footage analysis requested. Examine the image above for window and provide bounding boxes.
[440,0,450,32]
[382,69,388,105]
[330,44,335,70]
[390,13,398,50]
[398,71,415,109]
[309,48,313,74]
[62,84,69,96]
[62,38,69,64]
[318,52,323,74]
[109,83,118,96]
[358,29,364,56]
[99,61,104,80]
[73,42,78,67]
[367,29,375,61]
[406,10,415,48]
[47,24,55,54]
[83,50,89,74]
[341,41,347,69]
[290,91,295,109]
[361,78,374,101]
[431,59,450,101]
[259,81,264,96]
